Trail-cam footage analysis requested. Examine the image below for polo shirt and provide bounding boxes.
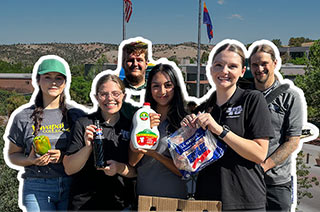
[261,80,303,185]
[66,110,134,211]
[195,87,274,210]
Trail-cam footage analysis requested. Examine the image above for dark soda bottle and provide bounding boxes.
[92,120,105,168]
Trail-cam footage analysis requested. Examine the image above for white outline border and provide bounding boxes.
[2,38,319,212]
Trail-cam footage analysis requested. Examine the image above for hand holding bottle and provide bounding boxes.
[84,125,96,147]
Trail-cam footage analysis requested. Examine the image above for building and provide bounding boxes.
[0,63,306,97]
[180,64,210,97]
[0,73,33,94]
[279,46,310,59]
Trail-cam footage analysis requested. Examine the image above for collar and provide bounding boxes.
[91,109,124,128]
[262,80,279,97]
[209,87,246,109]
[123,78,147,91]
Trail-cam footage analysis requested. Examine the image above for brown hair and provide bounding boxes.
[95,74,125,94]
[122,41,148,62]
[249,44,276,62]
[31,74,67,136]
[212,43,246,68]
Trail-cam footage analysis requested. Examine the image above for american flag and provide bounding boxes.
[124,0,132,23]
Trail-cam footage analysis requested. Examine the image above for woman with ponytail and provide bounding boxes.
[5,56,84,212]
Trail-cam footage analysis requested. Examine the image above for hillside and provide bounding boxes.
[0,42,214,66]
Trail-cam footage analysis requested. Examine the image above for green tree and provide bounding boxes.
[0,90,28,116]
[0,126,20,212]
[5,95,28,116]
[288,37,314,47]
[0,60,32,73]
[168,56,179,65]
[287,55,307,65]
[200,51,209,64]
[70,76,92,105]
[272,39,282,48]
[295,40,320,126]
[70,64,85,77]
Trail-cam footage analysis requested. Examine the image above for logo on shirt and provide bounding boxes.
[226,105,243,118]
[32,123,70,134]
[120,129,131,141]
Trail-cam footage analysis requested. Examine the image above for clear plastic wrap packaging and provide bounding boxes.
[167,126,227,178]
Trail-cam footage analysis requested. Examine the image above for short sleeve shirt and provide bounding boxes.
[66,110,135,211]
[8,105,83,178]
[195,87,274,211]
[262,80,303,185]
[136,120,188,199]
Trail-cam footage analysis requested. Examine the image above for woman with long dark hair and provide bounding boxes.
[5,56,84,211]
[129,63,188,199]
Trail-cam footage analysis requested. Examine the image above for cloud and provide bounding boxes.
[217,0,225,5]
[228,14,244,20]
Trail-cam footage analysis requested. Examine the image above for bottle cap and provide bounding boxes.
[94,120,100,126]
[143,102,151,106]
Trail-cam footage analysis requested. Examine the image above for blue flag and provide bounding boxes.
[203,2,213,42]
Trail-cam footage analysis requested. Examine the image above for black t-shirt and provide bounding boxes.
[66,110,134,211]
[195,87,274,210]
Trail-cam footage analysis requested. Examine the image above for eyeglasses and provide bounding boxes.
[97,91,123,100]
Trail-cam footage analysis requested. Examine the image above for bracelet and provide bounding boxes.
[218,125,230,139]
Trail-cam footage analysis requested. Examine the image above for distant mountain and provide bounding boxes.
[0,42,214,66]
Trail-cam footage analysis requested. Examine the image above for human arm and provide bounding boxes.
[63,124,95,175]
[261,90,303,171]
[8,142,51,167]
[182,113,269,164]
[261,136,300,172]
[98,160,137,178]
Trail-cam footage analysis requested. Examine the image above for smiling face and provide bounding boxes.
[210,50,245,90]
[96,80,124,116]
[250,51,277,88]
[38,72,66,101]
[151,71,175,108]
[123,52,148,87]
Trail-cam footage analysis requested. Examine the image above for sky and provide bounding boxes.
[0,0,319,46]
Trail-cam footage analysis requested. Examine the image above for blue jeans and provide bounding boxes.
[22,177,72,212]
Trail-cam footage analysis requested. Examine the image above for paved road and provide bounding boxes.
[296,143,320,212]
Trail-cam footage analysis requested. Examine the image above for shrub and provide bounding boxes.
[0,126,20,212]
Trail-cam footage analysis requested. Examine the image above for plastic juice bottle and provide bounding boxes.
[131,102,160,150]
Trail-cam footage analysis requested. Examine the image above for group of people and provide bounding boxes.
[5,39,303,212]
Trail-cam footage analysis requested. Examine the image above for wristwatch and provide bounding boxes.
[218,125,230,139]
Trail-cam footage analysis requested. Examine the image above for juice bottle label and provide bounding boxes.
[131,102,160,150]
[136,129,159,146]
[139,112,149,121]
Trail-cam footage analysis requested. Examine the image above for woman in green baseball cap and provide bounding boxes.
[5,55,84,212]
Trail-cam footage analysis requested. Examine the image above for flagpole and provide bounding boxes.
[196,0,202,97]
[123,0,126,40]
